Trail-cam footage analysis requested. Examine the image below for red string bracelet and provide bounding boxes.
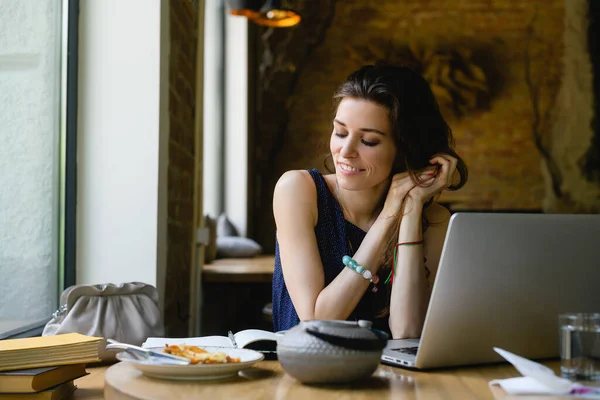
[384,240,424,284]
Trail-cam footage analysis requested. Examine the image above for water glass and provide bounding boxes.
[559,313,600,381]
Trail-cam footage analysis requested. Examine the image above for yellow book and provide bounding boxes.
[0,334,101,372]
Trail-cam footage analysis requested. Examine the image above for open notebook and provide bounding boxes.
[143,329,278,359]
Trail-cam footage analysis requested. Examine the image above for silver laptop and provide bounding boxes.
[381,212,600,370]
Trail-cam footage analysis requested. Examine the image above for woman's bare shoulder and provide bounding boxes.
[273,170,319,228]
[274,170,315,195]
[273,170,318,218]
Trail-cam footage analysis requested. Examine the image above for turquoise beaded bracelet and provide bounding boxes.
[342,255,379,293]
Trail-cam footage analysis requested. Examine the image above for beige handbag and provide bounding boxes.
[43,282,165,361]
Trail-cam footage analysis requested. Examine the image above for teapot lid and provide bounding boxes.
[304,320,388,351]
[305,320,375,338]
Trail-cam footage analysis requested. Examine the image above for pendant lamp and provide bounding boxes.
[250,0,301,27]
[226,0,301,28]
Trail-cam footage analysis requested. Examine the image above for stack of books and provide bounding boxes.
[0,333,102,399]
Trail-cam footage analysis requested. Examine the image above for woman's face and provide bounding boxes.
[330,97,396,190]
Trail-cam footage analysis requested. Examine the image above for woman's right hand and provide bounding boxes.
[380,169,437,219]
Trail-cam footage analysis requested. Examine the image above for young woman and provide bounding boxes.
[271,63,468,338]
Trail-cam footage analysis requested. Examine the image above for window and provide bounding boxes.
[0,0,78,338]
[203,0,226,220]
[203,0,249,236]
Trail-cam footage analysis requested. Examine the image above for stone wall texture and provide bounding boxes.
[250,0,570,252]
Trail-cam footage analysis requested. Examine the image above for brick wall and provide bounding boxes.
[164,0,198,337]
[250,0,564,252]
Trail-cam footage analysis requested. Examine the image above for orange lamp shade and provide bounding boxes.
[227,0,301,28]
[250,8,301,28]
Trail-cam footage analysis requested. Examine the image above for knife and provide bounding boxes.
[106,338,191,365]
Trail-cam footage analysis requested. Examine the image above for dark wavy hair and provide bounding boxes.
[328,63,468,318]
[330,62,468,190]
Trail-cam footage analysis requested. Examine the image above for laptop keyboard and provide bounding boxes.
[391,346,419,356]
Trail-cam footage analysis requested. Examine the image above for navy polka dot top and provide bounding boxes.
[272,169,389,333]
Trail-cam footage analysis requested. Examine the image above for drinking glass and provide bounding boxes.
[559,313,600,381]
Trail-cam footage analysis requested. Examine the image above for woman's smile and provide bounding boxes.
[337,162,364,174]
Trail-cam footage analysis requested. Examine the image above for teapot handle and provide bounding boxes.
[305,327,388,351]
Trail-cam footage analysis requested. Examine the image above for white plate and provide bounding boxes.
[116,346,264,380]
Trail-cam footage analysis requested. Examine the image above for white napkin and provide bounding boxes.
[490,376,572,395]
[489,348,600,398]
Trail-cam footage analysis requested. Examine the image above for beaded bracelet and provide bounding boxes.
[342,255,380,293]
[384,240,424,284]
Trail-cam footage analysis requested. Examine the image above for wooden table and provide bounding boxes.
[73,360,575,400]
[202,255,275,283]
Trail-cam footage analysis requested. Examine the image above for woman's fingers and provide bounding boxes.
[390,154,458,200]
[398,154,459,206]
[429,154,457,190]
[430,157,449,189]
[442,154,458,175]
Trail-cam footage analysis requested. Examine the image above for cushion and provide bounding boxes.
[217,213,239,237]
[216,236,262,258]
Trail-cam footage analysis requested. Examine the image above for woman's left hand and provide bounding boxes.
[406,154,458,206]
